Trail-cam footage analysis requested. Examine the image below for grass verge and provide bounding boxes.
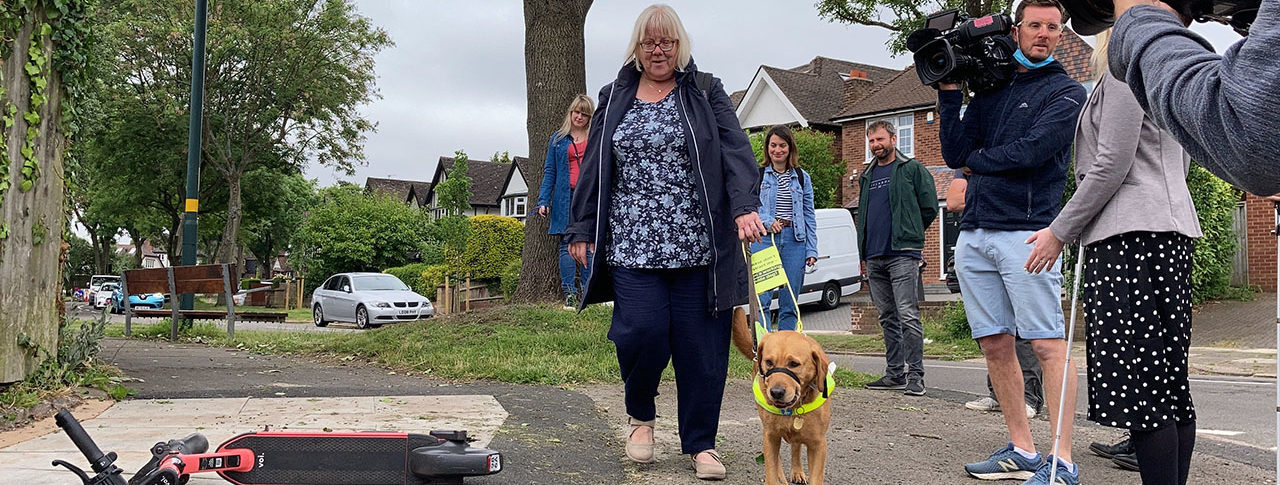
[108,304,881,389]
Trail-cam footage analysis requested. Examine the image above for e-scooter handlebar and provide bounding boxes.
[53,409,128,485]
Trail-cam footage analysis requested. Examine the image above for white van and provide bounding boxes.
[86,274,121,302]
[763,208,863,310]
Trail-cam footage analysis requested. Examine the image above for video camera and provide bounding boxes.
[906,9,1019,94]
[1063,0,1259,36]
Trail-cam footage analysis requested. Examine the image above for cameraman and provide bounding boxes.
[937,1,1087,483]
[1109,0,1280,195]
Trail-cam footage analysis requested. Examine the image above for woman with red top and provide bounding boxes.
[536,94,595,308]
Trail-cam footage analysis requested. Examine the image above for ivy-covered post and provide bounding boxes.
[0,0,90,383]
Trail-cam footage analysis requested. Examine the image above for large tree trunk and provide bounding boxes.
[0,16,68,383]
[513,0,592,303]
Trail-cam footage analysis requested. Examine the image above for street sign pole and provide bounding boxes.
[179,0,208,311]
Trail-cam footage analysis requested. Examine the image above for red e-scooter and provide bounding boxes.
[51,409,502,485]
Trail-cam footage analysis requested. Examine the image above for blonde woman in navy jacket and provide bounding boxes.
[751,125,817,331]
[536,94,595,308]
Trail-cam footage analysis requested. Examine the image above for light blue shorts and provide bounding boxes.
[954,229,1065,340]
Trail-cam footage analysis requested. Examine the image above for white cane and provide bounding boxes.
[1049,243,1085,484]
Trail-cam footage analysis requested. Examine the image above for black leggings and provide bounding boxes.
[1130,421,1196,485]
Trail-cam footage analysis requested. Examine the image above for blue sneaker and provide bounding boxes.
[964,443,1042,481]
[1020,456,1080,485]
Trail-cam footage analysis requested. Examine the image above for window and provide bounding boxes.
[503,195,528,218]
[863,113,916,163]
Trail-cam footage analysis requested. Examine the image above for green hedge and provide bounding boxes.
[500,259,521,301]
[383,263,433,295]
[1186,163,1240,303]
[448,215,524,280]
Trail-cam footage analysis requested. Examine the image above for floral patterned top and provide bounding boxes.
[606,91,711,268]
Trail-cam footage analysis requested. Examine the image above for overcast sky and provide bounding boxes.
[306,0,1248,188]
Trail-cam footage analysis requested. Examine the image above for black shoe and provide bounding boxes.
[1111,452,1140,471]
[864,376,906,390]
[903,379,926,396]
[1089,436,1134,459]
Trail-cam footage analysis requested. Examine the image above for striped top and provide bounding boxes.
[775,169,794,222]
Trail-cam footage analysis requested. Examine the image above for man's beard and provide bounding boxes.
[873,147,891,162]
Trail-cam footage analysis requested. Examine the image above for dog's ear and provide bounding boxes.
[811,339,831,392]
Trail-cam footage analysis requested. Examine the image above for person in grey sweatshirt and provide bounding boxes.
[1107,0,1280,196]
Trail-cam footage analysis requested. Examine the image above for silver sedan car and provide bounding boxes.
[312,272,435,329]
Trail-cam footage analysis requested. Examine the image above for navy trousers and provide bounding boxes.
[609,266,730,455]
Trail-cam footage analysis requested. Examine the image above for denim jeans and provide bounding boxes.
[866,255,924,381]
[749,227,807,331]
[558,239,592,297]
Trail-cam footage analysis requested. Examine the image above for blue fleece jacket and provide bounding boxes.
[938,61,1086,231]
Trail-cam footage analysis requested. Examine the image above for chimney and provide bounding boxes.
[842,73,875,112]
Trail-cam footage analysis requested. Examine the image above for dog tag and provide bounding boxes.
[792,416,804,430]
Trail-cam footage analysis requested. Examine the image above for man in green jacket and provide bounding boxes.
[857,120,937,396]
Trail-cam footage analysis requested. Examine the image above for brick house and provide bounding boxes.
[833,30,1094,283]
[1239,194,1278,291]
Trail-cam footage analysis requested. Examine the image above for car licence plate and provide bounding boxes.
[399,309,415,315]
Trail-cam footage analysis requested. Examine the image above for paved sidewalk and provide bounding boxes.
[2,338,1270,484]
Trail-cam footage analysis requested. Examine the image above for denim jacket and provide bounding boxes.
[536,133,575,235]
[757,166,818,259]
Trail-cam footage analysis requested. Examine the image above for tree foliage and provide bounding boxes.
[749,128,845,208]
[436,150,473,217]
[241,168,319,277]
[97,0,392,269]
[291,185,432,290]
[815,0,1014,54]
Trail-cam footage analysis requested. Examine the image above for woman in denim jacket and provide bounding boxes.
[751,125,817,331]
[536,95,595,308]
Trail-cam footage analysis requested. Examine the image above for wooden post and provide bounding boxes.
[443,275,451,315]
[298,277,304,310]
[465,274,472,312]
[222,264,236,339]
[121,270,132,337]
[167,266,180,341]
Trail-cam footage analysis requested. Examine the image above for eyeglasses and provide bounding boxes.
[639,39,677,52]
[1016,21,1063,33]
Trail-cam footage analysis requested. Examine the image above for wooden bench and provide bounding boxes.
[121,264,286,340]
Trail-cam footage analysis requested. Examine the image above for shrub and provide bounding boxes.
[500,259,522,301]
[936,300,971,341]
[1186,163,1240,303]
[384,263,433,295]
[419,264,452,299]
[449,215,524,280]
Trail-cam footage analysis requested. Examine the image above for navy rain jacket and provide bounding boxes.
[564,60,760,313]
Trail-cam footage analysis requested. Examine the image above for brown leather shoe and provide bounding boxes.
[625,417,655,463]
[690,449,725,480]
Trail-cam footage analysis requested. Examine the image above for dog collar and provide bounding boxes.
[752,370,836,416]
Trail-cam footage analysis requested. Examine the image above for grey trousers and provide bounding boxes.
[867,256,924,381]
[984,337,1044,411]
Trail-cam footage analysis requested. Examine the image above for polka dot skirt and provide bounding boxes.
[1083,231,1196,431]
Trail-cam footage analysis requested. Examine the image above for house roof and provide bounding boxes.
[761,57,901,127]
[435,157,528,207]
[365,177,432,205]
[833,66,936,120]
[502,157,535,197]
[832,30,1094,122]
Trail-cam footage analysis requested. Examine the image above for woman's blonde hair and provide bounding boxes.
[625,4,692,72]
[1090,28,1111,81]
[555,94,595,142]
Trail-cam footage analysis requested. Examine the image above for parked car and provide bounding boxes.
[110,288,166,314]
[93,283,119,309]
[311,272,435,329]
[86,274,120,303]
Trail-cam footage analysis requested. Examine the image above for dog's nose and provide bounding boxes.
[769,386,787,401]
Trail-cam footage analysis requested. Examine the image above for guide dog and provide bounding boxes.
[731,306,833,485]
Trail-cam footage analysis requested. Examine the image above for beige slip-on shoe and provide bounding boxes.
[690,449,725,480]
[625,417,655,463]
